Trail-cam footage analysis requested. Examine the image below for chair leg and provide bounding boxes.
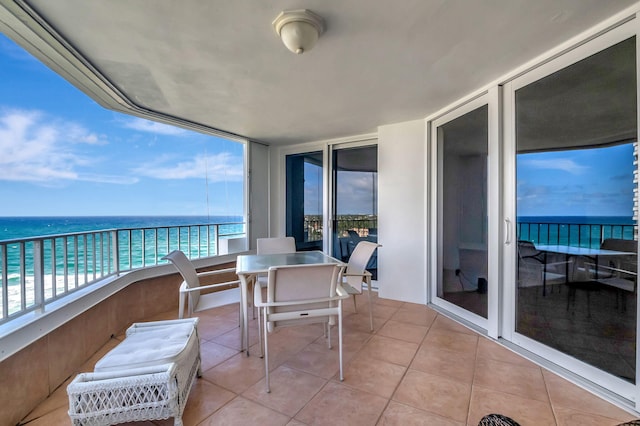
[338,306,344,381]
[263,308,270,393]
[327,322,332,349]
[257,306,264,358]
[366,276,373,331]
[352,294,358,313]
[250,278,256,320]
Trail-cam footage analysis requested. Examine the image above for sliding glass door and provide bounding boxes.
[432,95,494,327]
[506,24,638,399]
[331,145,378,274]
[285,151,324,251]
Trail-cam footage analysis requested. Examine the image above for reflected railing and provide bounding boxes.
[517,220,636,248]
[0,222,246,324]
[304,215,377,242]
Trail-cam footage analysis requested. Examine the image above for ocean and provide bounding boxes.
[517,215,636,247]
[0,216,244,317]
[0,215,243,241]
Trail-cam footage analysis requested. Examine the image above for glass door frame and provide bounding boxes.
[502,19,639,403]
[280,142,330,253]
[327,139,378,260]
[429,88,502,337]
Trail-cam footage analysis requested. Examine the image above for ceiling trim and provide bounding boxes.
[1,0,253,143]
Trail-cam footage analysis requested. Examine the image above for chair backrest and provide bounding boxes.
[517,240,540,259]
[601,238,638,253]
[266,263,342,328]
[345,241,380,292]
[257,237,296,255]
[163,250,202,306]
[347,230,360,239]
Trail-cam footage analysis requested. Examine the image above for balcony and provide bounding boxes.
[8,275,637,425]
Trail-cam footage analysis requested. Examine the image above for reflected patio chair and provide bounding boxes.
[163,250,240,319]
[346,230,362,256]
[517,241,568,296]
[582,238,637,312]
[254,262,347,392]
[342,240,381,331]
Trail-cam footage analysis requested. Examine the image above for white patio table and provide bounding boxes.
[535,244,635,295]
[236,250,344,355]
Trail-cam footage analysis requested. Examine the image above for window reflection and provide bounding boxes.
[439,105,488,318]
[515,37,637,383]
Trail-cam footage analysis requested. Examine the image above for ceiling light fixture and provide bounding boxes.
[272,9,324,54]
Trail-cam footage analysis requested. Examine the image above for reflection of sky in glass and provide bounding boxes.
[303,164,378,215]
[517,143,636,217]
[304,162,323,215]
[336,171,377,215]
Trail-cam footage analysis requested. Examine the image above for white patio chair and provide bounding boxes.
[254,262,347,393]
[341,240,381,331]
[256,236,296,255]
[253,236,297,316]
[163,250,240,319]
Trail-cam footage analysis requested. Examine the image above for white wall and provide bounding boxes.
[249,141,270,249]
[378,120,427,304]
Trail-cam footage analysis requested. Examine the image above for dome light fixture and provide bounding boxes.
[272,9,324,54]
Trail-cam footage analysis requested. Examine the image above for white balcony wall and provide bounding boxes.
[249,141,270,248]
[378,120,427,304]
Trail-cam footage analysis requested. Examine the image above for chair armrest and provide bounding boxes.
[180,280,240,293]
[585,262,637,277]
[336,284,349,298]
[343,271,372,278]
[197,268,237,277]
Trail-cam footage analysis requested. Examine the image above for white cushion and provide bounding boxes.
[95,322,195,372]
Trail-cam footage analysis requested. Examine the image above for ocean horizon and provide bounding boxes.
[0,215,244,241]
[517,215,636,248]
[517,215,635,225]
[0,215,246,316]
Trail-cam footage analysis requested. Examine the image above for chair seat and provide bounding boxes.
[341,282,360,294]
[193,286,241,313]
[599,277,635,292]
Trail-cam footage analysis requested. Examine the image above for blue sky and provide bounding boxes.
[303,162,378,216]
[0,34,244,217]
[517,143,635,218]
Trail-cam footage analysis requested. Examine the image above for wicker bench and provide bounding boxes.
[67,318,201,426]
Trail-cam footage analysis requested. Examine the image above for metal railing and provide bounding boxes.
[303,216,378,242]
[517,220,636,248]
[0,222,245,324]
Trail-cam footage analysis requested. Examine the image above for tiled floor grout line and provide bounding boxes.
[466,326,480,426]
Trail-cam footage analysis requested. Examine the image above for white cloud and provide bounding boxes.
[133,152,243,181]
[0,108,126,184]
[122,117,188,136]
[520,157,588,174]
[77,173,139,184]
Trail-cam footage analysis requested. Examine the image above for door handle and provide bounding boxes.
[504,218,512,245]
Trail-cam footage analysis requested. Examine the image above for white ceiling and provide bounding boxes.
[6,0,639,145]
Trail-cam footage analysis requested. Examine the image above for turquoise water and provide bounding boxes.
[0,216,244,301]
[0,215,243,240]
[517,216,636,248]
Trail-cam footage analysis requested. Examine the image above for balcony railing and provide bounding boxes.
[303,215,378,242]
[0,222,245,324]
[517,220,636,248]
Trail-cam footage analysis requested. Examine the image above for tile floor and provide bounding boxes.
[20,293,640,426]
